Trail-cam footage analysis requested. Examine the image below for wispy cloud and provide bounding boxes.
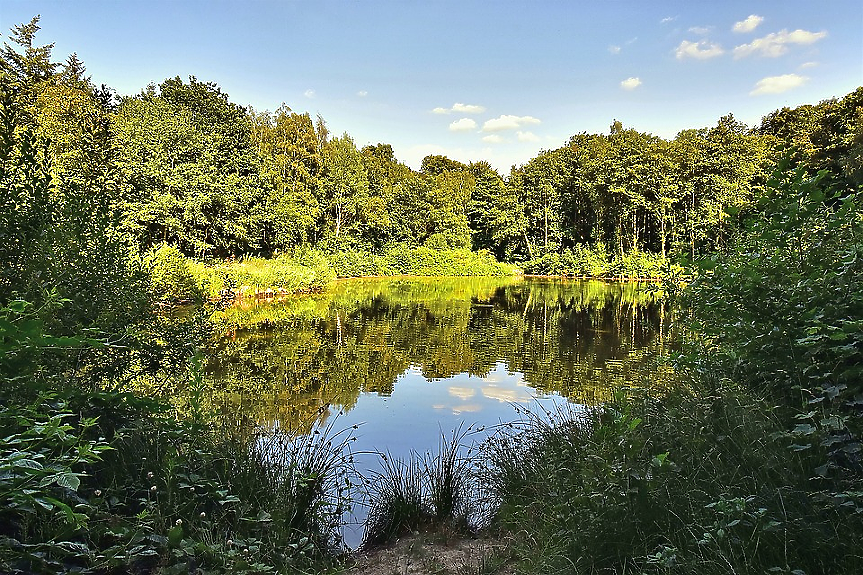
[481,114,541,132]
[517,131,540,142]
[432,102,486,114]
[661,16,677,24]
[609,37,636,55]
[675,40,725,60]
[733,14,764,34]
[734,29,828,58]
[482,134,506,144]
[689,26,712,35]
[799,61,819,69]
[620,77,642,90]
[303,89,315,98]
[750,73,809,95]
[449,118,477,132]
[357,90,368,97]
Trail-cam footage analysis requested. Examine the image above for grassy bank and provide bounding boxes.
[147,245,520,305]
[523,244,683,280]
[327,246,520,278]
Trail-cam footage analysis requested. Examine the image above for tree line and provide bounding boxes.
[3,17,861,273]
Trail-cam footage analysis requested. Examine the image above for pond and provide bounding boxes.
[205,276,677,544]
[208,277,676,436]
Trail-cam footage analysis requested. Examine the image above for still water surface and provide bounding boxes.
[208,276,675,446]
[208,276,676,545]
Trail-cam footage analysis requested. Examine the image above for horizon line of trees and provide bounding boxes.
[3,16,862,269]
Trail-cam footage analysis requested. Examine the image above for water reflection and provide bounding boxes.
[207,277,676,434]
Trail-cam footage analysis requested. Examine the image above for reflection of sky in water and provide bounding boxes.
[328,363,569,457]
[329,361,573,549]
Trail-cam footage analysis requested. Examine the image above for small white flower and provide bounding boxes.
[199,512,206,519]
[150,485,157,492]
[175,519,183,526]
[94,489,102,497]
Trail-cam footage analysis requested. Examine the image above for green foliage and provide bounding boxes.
[485,389,863,574]
[683,158,863,489]
[187,251,336,300]
[0,74,150,339]
[146,243,201,303]
[524,243,678,279]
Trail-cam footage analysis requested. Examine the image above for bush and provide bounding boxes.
[146,243,201,303]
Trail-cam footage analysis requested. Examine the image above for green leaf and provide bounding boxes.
[56,472,81,491]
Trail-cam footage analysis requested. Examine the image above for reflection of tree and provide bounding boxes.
[207,277,677,431]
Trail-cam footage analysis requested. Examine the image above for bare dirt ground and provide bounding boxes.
[344,533,514,575]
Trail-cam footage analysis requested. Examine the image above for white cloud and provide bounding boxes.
[452,102,486,114]
[620,77,642,90]
[661,16,677,24]
[675,39,725,60]
[449,118,477,132]
[734,29,828,58]
[733,14,764,34]
[609,44,622,54]
[482,134,505,144]
[432,102,486,114]
[481,114,541,132]
[799,61,819,69]
[750,73,809,95]
[357,90,368,97]
[303,89,315,98]
[689,26,711,35]
[517,131,540,142]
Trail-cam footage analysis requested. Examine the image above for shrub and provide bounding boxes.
[146,243,201,303]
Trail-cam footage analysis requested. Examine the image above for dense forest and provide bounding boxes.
[2,15,862,575]
[3,17,861,274]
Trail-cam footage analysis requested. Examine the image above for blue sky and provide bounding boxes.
[2,0,861,172]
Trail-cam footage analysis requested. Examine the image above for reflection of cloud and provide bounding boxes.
[453,404,483,415]
[448,386,476,400]
[482,385,532,403]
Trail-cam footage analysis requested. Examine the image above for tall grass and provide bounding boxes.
[362,427,477,549]
[481,386,863,574]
